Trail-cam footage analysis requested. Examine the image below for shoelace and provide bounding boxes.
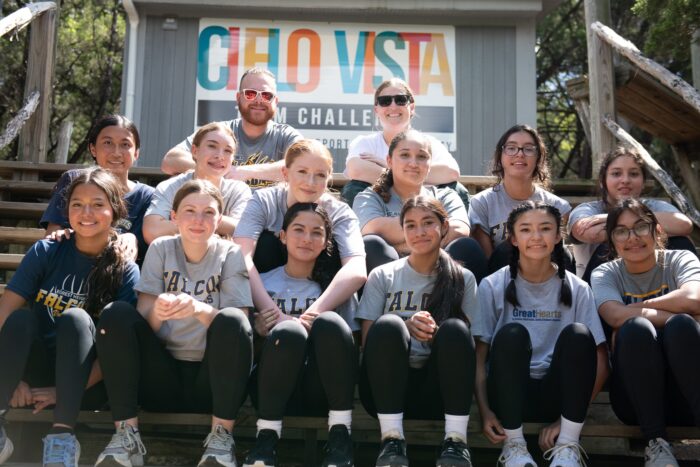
[442,439,470,460]
[44,436,76,464]
[647,439,674,461]
[203,426,231,451]
[106,423,146,456]
[382,438,404,456]
[497,440,530,465]
[543,442,588,467]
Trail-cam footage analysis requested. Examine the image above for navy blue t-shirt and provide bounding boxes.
[6,237,139,346]
[40,169,154,262]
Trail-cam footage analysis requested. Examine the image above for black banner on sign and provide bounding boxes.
[196,100,454,133]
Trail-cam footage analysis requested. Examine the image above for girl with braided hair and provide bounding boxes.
[473,201,608,467]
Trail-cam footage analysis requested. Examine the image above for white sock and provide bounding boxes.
[444,414,469,442]
[377,412,404,439]
[504,426,526,443]
[328,409,352,433]
[556,416,583,445]
[256,419,282,438]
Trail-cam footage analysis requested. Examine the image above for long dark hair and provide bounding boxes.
[490,124,550,189]
[64,168,130,317]
[504,201,572,308]
[598,146,648,211]
[399,196,467,325]
[605,198,666,260]
[372,129,431,203]
[282,202,338,290]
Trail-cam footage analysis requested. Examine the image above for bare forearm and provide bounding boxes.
[591,345,609,402]
[363,218,405,246]
[143,216,177,244]
[216,215,237,236]
[655,212,693,236]
[443,221,470,245]
[474,342,491,413]
[636,288,700,314]
[472,228,493,258]
[86,360,102,388]
[162,147,195,175]
[230,160,285,182]
[346,158,385,184]
[424,163,459,185]
[309,256,366,313]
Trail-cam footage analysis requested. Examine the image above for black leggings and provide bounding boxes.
[582,236,696,284]
[96,301,253,421]
[488,241,576,276]
[363,234,488,284]
[610,315,700,440]
[0,307,106,426]
[487,322,597,429]
[360,314,475,419]
[251,313,357,420]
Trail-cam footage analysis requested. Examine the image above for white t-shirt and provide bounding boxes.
[343,132,457,178]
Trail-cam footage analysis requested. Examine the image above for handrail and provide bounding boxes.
[0,2,55,38]
[0,91,39,150]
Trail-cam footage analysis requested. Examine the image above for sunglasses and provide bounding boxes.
[241,89,275,103]
[375,94,413,107]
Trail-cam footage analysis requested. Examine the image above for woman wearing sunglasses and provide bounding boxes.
[341,77,464,207]
[591,198,700,467]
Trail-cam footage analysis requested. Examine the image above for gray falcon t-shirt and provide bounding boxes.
[136,235,253,361]
[568,199,680,277]
[145,172,251,226]
[474,267,605,379]
[468,184,571,248]
[591,249,700,309]
[357,257,479,368]
[260,265,359,330]
[233,185,365,259]
[352,185,469,230]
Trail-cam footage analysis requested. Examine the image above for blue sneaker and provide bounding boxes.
[43,432,80,467]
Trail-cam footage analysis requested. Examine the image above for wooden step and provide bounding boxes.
[0,226,44,244]
[0,253,24,269]
[0,201,47,218]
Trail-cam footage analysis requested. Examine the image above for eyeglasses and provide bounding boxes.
[502,144,538,157]
[241,89,275,102]
[611,222,652,242]
[376,94,413,107]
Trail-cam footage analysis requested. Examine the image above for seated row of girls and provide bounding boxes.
[352,129,488,282]
[568,146,695,282]
[591,198,700,467]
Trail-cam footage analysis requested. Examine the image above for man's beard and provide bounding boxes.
[239,102,275,126]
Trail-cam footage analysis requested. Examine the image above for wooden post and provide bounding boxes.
[55,120,73,164]
[17,7,58,168]
[692,29,700,90]
[584,0,616,176]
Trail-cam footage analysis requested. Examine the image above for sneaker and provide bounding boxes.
[198,425,236,467]
[498,439,537,467]
[43,432,80,467]
[242,429,278,467]
[375,435,408,467]
[436,436,472,467]
[95,421,146,467]
[644,438,679,467]
[543,442,587,467]
[0,413,13,465]
[322,424,353,467]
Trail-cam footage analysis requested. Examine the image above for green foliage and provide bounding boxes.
[0,0,125,162]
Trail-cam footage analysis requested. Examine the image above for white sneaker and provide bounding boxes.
[0,415,13,465]
[43,432,81,467]
[498,439,537,467]
[644,438,679,467]
[198,425,236,467]
[543,442,587,467]
[95,421,146,467]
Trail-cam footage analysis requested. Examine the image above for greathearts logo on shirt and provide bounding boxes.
[622,284,670,305]
[163,271,220,304]
[35,275,88,317]
[511,308,562,321]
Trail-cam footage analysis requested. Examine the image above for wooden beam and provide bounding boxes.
[17,6,58,166]
[0,227,44,244]
[0,253,24,269]
[603,116,700,228]
[584,0,616,176]
[55,120,73,164]
[0,2,55,38]
[592,21,700,116]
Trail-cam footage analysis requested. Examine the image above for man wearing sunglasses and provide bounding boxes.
[162,67,302,187]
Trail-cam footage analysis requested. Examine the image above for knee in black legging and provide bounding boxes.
[363,235,399,272]
[309,312,351,343]
[433,318,473,349]
[616,316,657,351]
[56,308,94,340]
[97,301,141,338]
[366,314,409,350]
[663,313,698,354]
[266,319,308,353]
[2,308,39,341]
[210,307,253,341]
[491,322,531,354]
[557,322,595,355]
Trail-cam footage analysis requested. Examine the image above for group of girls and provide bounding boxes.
[0,74,697,467]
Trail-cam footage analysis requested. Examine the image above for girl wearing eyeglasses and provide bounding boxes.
[469,124,572,274]
[352,129,487,281]
[568,147,694,283]
[341,77,464,207]
[590,198,700,467]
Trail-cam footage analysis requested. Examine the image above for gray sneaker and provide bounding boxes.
[95,421,146,467]
[0,413,13,464]
[43,432,80,467]
[644,438,679,467]
[198,425,236,467]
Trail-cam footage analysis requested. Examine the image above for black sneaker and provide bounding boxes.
[375,437,408,467]
[322,424,353,467]
[436,437,472,467]
[242,429,278,467]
